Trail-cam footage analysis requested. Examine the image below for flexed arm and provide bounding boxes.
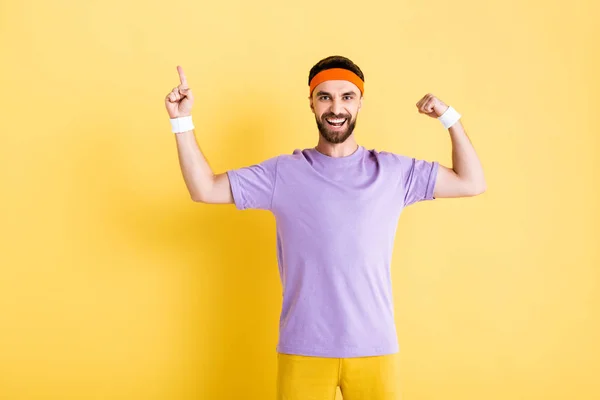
[416,93,486,198]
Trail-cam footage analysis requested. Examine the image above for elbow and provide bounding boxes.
[190,191,207,203]
[190,180,215,203]
[191,176,217,203]
[470,181,487,196]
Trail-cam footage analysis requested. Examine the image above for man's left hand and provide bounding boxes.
[416,93,449,118]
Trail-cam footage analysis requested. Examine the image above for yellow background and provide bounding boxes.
[1,0,598,399]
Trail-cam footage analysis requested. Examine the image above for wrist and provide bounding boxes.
[170,115,195,133]
[437,106,461,129]
[169,113,191,119]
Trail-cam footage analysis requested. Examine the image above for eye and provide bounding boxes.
[343,96,352,100]
[319,96,329,100]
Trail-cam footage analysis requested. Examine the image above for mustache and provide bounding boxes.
[322,113,351,120]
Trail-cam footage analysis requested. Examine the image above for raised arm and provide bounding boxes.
[434,120,486,198]
[173,131,233,203]
[415,93,486,198]
[165,65,234,204]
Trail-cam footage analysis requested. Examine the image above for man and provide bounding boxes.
[165,55,485,400]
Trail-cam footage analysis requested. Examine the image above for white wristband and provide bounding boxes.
[437,106,461,129]
[170,116,195,133]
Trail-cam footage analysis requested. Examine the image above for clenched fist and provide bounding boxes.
[165,65,194,118]
[416,93,449,118]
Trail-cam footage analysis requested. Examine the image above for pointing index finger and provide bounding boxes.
[177,65,188,86]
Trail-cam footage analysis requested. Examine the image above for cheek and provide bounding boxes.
[315,108,327,119]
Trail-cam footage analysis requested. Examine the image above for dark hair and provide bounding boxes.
[308,55,365,86]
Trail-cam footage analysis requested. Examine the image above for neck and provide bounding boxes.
[315,137,359,158]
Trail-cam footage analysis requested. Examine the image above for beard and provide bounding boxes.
[316,112,357,144]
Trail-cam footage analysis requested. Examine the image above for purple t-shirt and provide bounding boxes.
[226,145,439,358]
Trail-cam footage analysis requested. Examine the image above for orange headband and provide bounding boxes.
[309,68,364,96]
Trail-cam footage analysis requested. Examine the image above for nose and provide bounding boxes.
[331,98,344,116]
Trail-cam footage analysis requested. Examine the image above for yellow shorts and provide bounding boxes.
[276,352,401,400]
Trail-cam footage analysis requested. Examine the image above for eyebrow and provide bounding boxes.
[315,91,357,97]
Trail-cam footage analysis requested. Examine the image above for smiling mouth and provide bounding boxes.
[325,117,347,127]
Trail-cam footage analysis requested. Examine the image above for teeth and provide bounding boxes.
[326,118,345,123]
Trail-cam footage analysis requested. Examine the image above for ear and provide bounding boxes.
[358,95,363,111]
[309,96,314,113]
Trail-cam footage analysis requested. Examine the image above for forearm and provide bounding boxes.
[174,129,215,201]
[448,121,486,191]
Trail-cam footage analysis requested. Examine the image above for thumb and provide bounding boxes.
[178,85,194,100]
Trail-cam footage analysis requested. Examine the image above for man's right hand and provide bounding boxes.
[165,65,194,118]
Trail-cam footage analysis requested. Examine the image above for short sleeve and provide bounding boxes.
[226,155,279,211]
[392,154,439,207]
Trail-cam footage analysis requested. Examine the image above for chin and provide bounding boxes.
[321,131,351,144]
[317,120,356,144]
